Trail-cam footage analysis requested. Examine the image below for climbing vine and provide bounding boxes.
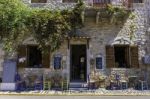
[0,0,31,52]
[0,0,84,53]
[100,4,130,24]
[128,13,138,43]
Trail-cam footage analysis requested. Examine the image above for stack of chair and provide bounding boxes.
[43,75,51,90]
[34,75,43,90]
[26,75,37,91]
[109,70,129,90]
[61,78,68,90]
[137,71,148,90]
[119,72,128,90]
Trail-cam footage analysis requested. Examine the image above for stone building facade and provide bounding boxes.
[0,0,150,88]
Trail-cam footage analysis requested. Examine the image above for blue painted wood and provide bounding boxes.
[54,57,61,69]
[2,60,17,83]
[96,57,103,69]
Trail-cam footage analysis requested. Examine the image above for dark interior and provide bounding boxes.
[31,0,47,3]
[28,46,42,68]
[133,0,143,3]
[70,45,87,82]
[62,0,77,3]
[114,46,129,68]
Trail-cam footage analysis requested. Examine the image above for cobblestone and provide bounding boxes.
[0,89,150,96]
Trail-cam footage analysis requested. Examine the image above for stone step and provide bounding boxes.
[69,87,88,91]
[69,82,88,88]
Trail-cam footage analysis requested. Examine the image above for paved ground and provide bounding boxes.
[0,96,150,99]
[1,89,150,96]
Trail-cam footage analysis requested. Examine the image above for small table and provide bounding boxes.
[138,80,148,90]
[89,80,96,89]
[120,80,128,89]
[128,76,138,88]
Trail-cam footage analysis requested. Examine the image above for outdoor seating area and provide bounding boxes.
[87,69,150,91]
[1,64,149,92]
[15,72,69,91]
[0,68,149,92]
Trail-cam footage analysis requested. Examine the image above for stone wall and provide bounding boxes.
[46,3,149,81]
[0,44,4,78]
[22,0,137,10]
[0,0,150,82]
[144,0,150,84]
[23,0,76,10]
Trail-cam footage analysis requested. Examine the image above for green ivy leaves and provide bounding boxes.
[0,0,84,53]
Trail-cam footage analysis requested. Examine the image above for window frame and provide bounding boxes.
[106,45,139,69]
[17,45,50,69]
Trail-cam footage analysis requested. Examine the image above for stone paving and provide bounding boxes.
[0,88,150,96]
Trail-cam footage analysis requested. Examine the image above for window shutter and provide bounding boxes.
[42,51,50,68]
[17,45,27,68]
[130,46,139,68]
[106,45,115,68]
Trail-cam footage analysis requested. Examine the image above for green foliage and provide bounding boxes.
[0,0,84,53]
[0,0,31,52]
[71,0,84,28]
[100,4,129,24]
[128,13,137,41]
[29,9,70,52]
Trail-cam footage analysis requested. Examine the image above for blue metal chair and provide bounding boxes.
[15,73,26,91]
[110,73,121,90]
[34,83,43,90]
[137,74,148,90]
[34,76,43,90]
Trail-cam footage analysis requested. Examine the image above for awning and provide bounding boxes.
[112,37,132,45]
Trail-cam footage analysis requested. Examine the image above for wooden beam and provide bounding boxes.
[67,38,70,49]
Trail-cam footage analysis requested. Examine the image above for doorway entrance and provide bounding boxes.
[70,45,87,82]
